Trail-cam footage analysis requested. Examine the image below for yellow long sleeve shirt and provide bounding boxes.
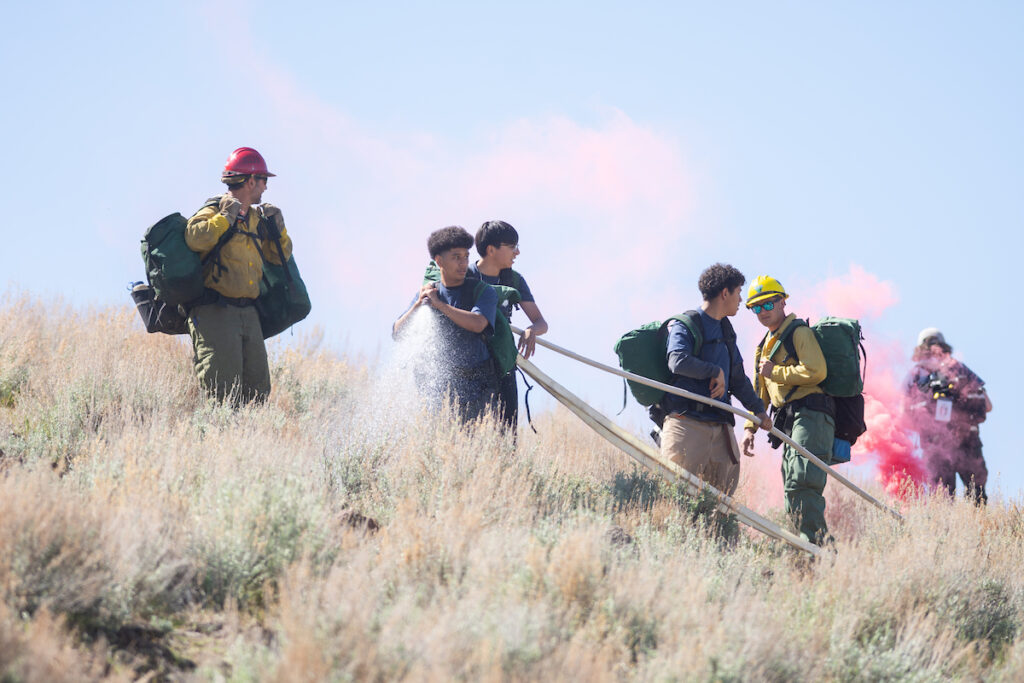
[744,314,827,429]
[185,198,293,300]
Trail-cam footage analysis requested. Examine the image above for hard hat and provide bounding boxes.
[917,327,947,348]
[221,147,276,182]
[746,275,788,307]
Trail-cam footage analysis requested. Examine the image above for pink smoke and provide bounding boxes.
[795,266,928,498]
[857,394,928,498]
[801,265,899,321]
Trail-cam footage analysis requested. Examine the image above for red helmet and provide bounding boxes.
[222,147,276,179]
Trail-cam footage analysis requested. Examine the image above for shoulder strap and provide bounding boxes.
[753,331,769,395]
[498,268,522,290]
[681,310,705,356]
[720,316,737,345]
[662,310,704,356]
[466,278,487,311]
[777,318,808,362]
[257,210,292,282]
[197,197,238,281]
[778,319,811,403]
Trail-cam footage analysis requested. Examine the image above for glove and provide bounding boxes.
[261,203,285,239]
[218,195,242,224]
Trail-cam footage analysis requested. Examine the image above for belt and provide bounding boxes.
[192,289,256,308]
[787,392,835,417]
[218,295,256,307]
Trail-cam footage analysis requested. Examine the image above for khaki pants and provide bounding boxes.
[661,413,741,495]
[188,303,270,404]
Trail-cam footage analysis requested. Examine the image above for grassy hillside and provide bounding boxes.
[0,293,1022,681]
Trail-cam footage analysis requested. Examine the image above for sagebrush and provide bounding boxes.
[0,292,1021,681]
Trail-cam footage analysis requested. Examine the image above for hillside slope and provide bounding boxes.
[0,294,1022,681]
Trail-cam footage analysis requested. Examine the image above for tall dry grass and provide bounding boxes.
[0,291,1022,681]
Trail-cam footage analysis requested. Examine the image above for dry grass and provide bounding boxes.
[0,291,1022,681]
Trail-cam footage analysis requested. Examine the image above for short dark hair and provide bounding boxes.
[428,226,474,259]
[698,263,746,301]
[475,220,519,257]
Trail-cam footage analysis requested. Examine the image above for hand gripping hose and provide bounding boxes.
[512,327,903,523]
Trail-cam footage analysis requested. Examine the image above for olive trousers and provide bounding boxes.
[782,407,835,544]
[187,303,270,404]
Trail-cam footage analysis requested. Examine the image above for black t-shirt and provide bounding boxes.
[468,263,534,319]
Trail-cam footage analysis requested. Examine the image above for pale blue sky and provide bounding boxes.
[2,1,1021,495]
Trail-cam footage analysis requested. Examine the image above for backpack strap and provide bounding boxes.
[754,319,805,399]
[468,278,487,307]
[777,318,808,362]
[196,197,250,283]
[498,268,522,290]
[775,318,810,403]
[753,330,769,396]
[199,197,239,283]
[516,365,538,434]
[466,279,496,332]
[720,316,737,347]
[497,268,524,313]
[720,315,740,376]
[661,311,704,356]
[257,211,292,283]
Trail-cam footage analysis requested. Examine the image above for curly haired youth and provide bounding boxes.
[698,263,746,301]
[427,226,475,258]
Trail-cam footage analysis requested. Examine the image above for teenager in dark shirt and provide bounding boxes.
[660,264,770,495]
[394,226,499,422]
[468,220,548,432]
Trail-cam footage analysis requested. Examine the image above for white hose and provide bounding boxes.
[516,356,822,557]
[512,326,902,522]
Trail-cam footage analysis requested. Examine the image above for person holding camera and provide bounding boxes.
[903,328,992,504]
[184,147,293,404]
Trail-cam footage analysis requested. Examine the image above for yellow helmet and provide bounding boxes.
[746,275,788,307]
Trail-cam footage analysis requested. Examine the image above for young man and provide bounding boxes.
[469,220,548,432]
[741,275,833,545]
[903,328,992,503]
[658,264,771,496]
[394,226,499,422]
[184,147,293,403]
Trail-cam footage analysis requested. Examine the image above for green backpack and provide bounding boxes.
[256,226,312,339]
[422,262,520,377]
[613,311,734,406]
[767,316,868,460]
[140,197,222,306]
[138,200,311,338]
[771,317,865,398]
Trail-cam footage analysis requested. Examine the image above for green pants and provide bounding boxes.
[188,303,270,403]
[782,406,835,544]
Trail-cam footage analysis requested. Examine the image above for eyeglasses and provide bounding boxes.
[749,301,776,314]
[500,243,518,249]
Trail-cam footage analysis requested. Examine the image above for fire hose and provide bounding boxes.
[512,326,903,523]
[515,355,823,556]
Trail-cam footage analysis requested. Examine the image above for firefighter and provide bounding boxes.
[184,147,294,403]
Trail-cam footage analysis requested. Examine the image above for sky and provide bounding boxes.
[2,1,1022,496]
